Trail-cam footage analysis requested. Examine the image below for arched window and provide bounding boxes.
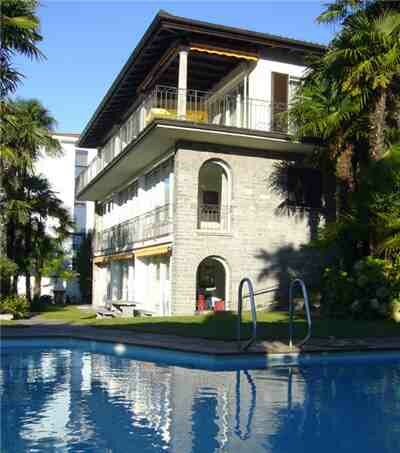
[198,159,231,231]
[196,256,229,311]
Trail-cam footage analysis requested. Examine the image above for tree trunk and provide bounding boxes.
[34,273,42,298]
[24,216,32,303]
[336,145,354,214]
[25,271,32,302]
[0,161,6,298]
[369,89,387,161]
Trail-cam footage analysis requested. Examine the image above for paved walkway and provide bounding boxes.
[2,322,400,355]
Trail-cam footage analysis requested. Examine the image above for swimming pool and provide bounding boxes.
[2,338,400,452]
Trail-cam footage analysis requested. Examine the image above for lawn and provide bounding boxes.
[1,304,400,341]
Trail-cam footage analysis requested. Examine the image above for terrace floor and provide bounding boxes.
[2,306,400,356]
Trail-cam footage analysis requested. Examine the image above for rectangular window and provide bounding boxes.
[272,72,289,132]
[106,264,112,301]
[122,261,129,300]
[165,258,170,281]
[287,167,322,208]
[155,258,161,281]
[75,150,88,167]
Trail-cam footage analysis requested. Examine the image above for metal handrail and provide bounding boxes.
[237,278,257,352]
[289,278,312,349]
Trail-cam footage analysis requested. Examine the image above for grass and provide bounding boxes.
[1,304,400,341]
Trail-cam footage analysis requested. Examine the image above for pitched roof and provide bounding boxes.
[79,10,325,148]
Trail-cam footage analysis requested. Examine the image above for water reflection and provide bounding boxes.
[2,348,400,452]
[235,370,256,440]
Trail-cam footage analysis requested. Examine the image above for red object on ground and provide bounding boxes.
[213,299,225,312]
[197,294,207,311]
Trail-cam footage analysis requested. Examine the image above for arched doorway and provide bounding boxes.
[198,160,230,231]
[196,256,228,311]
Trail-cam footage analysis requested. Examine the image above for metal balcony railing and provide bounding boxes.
[198,204,230,231]
[95,204,172,255]
[76,85,291,195]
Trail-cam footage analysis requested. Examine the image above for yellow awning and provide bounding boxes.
[93,255,107,265]
[109,252,135,261]
[134,244,171,258]
[190,46,258,61]
[93,251,134,265]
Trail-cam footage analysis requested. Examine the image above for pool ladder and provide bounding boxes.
[237,277,312,352]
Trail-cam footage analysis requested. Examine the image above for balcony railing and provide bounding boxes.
[198,204,230,231]
[95,204,172,255]
[76,84,290,195]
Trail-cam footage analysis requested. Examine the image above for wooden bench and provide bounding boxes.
[96,307,116,319]
[112,302,137,318]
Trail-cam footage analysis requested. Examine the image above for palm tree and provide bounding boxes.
[288,0,400,264]
[26,175,74,299]
[0,0,43,96]
[1,99,61,297]
[0,0,43,295]
[323,9,400,160]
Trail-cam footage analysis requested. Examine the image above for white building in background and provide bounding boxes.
[19,133,96,302]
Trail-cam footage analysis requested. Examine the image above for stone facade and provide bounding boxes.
[171,144,321,315]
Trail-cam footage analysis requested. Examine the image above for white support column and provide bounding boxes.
[177,48,188,119]
[243,74,248,128]
[236,92,241,128]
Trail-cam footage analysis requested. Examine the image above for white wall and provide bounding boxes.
[248,56,306,101]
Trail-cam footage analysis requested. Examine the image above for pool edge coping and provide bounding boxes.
[2,325,400,358]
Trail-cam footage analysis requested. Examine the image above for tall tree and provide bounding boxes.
[289,1,400,205]
[75,232,93,304]
[1,99,61,297]
[24,174,73,300]
[0,0,43,97]
[289,0,400,263]
[0,0,43,296]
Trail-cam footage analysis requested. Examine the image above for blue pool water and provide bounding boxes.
[2,339,400,453]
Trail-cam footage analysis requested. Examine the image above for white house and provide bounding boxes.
[76,11,326,315]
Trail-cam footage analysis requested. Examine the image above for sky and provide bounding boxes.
[14,1,337,134]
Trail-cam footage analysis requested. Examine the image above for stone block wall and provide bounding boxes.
[171,144,321,315]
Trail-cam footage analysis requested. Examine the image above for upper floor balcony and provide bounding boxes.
[95,204,172,255]
[76,84,293,197]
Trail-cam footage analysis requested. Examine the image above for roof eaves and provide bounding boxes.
[78,13,164,148]
[78,10,326,148]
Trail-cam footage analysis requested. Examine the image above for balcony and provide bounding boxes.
[95,204,172,255]
[198,204,230,232]
[76,85,291,196]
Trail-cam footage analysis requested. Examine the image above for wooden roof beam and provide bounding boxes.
[137,41,180,93]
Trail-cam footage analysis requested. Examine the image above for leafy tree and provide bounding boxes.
[75,232,93,304]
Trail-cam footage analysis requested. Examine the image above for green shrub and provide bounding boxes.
[390,298,400,322]
[0,296,29,319]
[31,294,53,312]
[321,257,400,319]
